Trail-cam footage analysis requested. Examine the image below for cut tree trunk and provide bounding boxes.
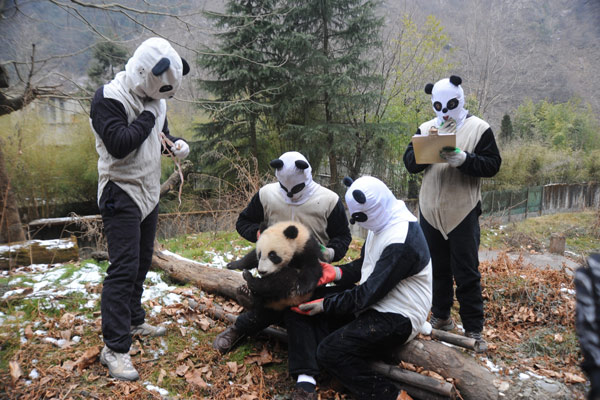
[0,146,26,244]
[0,236,79,269]
[151,248,499,400]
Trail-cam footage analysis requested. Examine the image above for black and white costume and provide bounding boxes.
[231,151,351,335]
[90,37,189,354]
[575,254,600,400]
[403,76,501,335]
[289,176,432,400]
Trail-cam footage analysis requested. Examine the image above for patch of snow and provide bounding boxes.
[144,382,169,396]
[560,287,575,295]
[519,372,531,380]
[29,369,39,379]
[484,357,500,373]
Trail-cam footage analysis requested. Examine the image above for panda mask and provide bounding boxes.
[425,75,468,131]
[270,152,318,205]
[125,37,190,100]
[344,176,416,234]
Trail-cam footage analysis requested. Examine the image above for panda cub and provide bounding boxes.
[227,221,323,310]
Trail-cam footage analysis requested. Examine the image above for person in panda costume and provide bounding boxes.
[213,151,352,358]
[89,37,190,381]
[403,75,501,343]
[290,176,432,400]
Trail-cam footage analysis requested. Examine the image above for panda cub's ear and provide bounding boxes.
[283,225,299,239]
[270,159,284,170]
[424,83,434,95]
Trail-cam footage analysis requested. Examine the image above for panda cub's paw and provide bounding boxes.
[226,260,243,270]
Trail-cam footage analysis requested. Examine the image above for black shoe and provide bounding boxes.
[291,385,317,400]
[212,325,245,354]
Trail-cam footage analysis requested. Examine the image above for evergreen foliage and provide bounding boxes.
[193,0,288,179]
[500,113,513,142]
[87,41,128,88]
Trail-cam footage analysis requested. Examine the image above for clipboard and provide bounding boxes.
[412,128,456,164]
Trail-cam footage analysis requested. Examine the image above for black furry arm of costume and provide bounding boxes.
[323,243,426,315]
[457,128,502,177]
[334,245,365,288]
[235,192,265,243]
[403,128,429,173]
[91,87,159,159]
[325,199,352,262]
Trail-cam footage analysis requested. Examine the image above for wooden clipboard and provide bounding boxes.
[412,129,456,164]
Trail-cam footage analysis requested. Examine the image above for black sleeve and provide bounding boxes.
[325,199,352,261]
[235,192,264,243]
[323,242,425,315]
[335,245,365,288]
[403,128,429,174]
[458,128,502,178]
[90,87,156,159]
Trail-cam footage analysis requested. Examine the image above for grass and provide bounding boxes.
[481,210,599,255]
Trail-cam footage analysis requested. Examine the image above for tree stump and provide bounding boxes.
[549,233,565,255]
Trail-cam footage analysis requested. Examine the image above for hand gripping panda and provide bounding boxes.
[227,220,323,310]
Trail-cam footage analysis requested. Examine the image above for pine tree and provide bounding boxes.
[279,0,385,191]
[194,0,287,174]
[500,113,513,142]
[87,41,128,88]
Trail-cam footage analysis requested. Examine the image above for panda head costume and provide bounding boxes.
[425,75,468,130]
[270,151,318,205]
[343,176,416,234]
[125,37,190,100]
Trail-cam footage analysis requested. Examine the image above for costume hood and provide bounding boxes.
[270,151,318,205]
[425,75,468,130]
[344,176,416,234]
[124,37,190,100]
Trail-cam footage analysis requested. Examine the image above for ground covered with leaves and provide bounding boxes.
[0,212,596,399]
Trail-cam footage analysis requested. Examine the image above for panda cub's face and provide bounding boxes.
[255,221,308,276]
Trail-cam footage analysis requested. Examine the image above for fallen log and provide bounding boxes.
[190,300,455,400]
[152,248,499,400]
[0,236,79,269]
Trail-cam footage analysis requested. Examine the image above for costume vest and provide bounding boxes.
[360,222,432,340]
[418,116,489,239]
[91,71,166,220]
[259,182,338,246]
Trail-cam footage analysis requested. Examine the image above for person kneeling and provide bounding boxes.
[290,176,432,400]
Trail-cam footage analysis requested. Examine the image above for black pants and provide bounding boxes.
[100,181,159,353]
[420,206,484,333]
[318,310,411,400]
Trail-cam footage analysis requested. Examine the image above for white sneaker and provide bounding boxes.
[130,322,167,337]
[100,345,139,381]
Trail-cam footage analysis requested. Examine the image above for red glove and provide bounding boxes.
[291,298,324,316]
[317,262,342,286]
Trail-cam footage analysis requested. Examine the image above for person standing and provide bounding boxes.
[90,37,190,380]
[403,75,501,342]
